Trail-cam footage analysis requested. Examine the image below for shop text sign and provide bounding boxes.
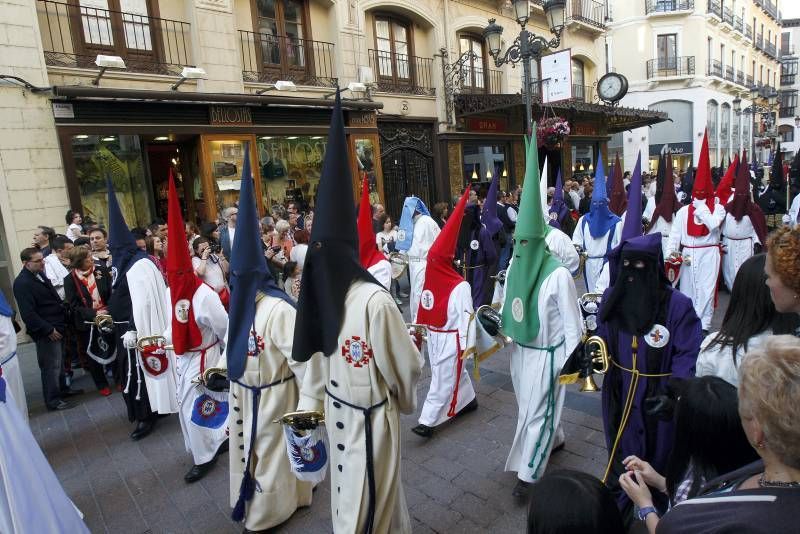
[209,106,252,126]
[467,118,508,132]
[571,123,598,136]
[648,142,692,157]
[348,111,377,127]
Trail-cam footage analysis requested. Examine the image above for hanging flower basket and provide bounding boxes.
[537,117,571,148]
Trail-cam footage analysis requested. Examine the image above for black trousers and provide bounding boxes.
[77,329,110,390]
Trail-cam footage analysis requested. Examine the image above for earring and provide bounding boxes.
[757,441,766,449]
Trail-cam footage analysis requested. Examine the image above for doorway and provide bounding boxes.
[378,122,435,220]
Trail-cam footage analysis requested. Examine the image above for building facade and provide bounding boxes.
[778,18,799,159]
[608,0,782,173]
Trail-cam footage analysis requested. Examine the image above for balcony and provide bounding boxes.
[721,6,734,26]
[781,46,797,57]
[706,0,721,20]
[754,0,780,21]
[37,0,191,76]
[239,30,336,88]
[725,65,735,82]
[736,70,745,85]
[745,23,753,41]
[779,106,796,119]
[765,41,777,59]
[755,33,764,51]
[746,75,754,87]
[781,74,795,86]
[368,49,435,96]
[452,63,502,95]
[647,56,695,79]
[570,84,595,103]
[566,0,606,31]
[644,0,694,15]
[707,59,723,78]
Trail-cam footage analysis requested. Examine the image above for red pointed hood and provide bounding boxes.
[727,150,768,243]
[608,153,627,215]
[716,153,739,207]
[688,130,715,237]
[357,174,386,269]
[416,187,471,327]
[166,169,203,354]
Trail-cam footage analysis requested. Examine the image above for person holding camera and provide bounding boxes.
[192,237,229,309]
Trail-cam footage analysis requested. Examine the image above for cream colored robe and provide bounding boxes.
[224,294,312,532]
[298,280,423,534]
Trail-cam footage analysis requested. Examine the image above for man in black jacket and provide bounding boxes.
[13,247,74,411]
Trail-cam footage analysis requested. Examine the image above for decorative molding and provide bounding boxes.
[195,0,233,14]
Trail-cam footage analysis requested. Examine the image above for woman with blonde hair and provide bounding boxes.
[765,225,800,316]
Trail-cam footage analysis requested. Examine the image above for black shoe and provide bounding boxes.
[411,424,434,438]
[457,398,479,417]
[512,479,532,498]
[184,458,217,483]
[47,400,74,411]
[130,418,156,441]
[60,388,84,397]
[216,438,229,456]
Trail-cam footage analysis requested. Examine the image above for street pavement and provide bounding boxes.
[19,283,728,533]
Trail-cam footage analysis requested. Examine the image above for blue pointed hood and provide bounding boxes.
[396,196,430,252]
[585,154,620,238]
[107,177,147,287]
[621,152,643,241]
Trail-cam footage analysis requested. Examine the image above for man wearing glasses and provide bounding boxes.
[13,248,74,411]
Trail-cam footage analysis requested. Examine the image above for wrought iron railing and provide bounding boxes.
[779,106,796,118]
[746,75,754,87]
[755,33,764,52]
[725,65,735,82]
[721,5,734,25]
[754,0,779,20]
[453,66,502,95]
[368,49,435,96]
[567,0,606,29]
[707,0,722,18]
[707,59,723,78]
[781,45,796,57]
[239,30,336,87]
[570,84,595,103]
[736,70,745,86]
[644,0,694,14]
[765,41,777,58]
[647,56,695,78]
[745,24,752,40]
[782,74,797,86]
[37,0,191,75]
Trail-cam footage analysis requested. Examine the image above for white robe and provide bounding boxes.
[418,281,476,427]
[128,258,178,413]
[546,227,581,276]
[407,215,440,322]
[298,280,423,534]
[225,294,312,532]
[0,316,26,423]
[165,284,229,465]
[572,215,623,292]
[368,259,392,291]
[0,382,89,533]
[666,203,726,330]
[644,197,673,258]
[787,194,800,226]
[503,267,583,481]
[721,213,760,291]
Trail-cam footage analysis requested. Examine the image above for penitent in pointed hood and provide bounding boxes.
[687,129,715,237]
[549,169,569,229]
[727,150,768,243]
[621,151,644,242]
[608,153,627,216]
[482,173,503,237]
[585,154,620,238]
[166,169,203,355]
[107,177,147,287]
[416,187,471,328]
[501,131,561,345]
[357,174,386,269]
[292,90,378,363]
[716,153,739,207]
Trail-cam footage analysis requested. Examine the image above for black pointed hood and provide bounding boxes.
[291,91,379,362]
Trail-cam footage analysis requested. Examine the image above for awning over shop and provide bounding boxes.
[454,93,667,133]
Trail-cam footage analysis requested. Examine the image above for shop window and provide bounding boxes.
[252,0,309,71]
[463,143,508,187]
[257,135,327,209]
[459,34,487,92]
[71,134,153,228]
[374,15,412,84]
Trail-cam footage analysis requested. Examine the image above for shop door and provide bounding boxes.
[378,122,435,220]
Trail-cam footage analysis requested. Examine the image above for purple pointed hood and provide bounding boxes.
[548,169,569,228]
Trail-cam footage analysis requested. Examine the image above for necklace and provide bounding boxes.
[758,473,800,488]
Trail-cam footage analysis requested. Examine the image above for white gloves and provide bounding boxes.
[122,330,138,349]
[783,214,791,225]
[692,199,708,212]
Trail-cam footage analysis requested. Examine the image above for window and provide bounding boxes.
[374,15,412,83]
[253,0,308,69]
[76,0,155,58]
[720,44,725,67]
[459,35,487,91]
[782,32,790,55]
[720,103,731,148]
[571,58,585,99]
[707,100,719,149]
[780,125,795,143]
[657,34,677,69]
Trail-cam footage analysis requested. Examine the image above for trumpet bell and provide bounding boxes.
[274,410,325,429]
[389,252,409,280]
[136,335,173,353]
[580,375,600,393]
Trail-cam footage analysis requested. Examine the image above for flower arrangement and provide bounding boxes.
[537,117,571,147]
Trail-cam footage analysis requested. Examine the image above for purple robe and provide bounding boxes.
[597,286,701,510]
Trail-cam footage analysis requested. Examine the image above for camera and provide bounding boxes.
[209,242,222,254]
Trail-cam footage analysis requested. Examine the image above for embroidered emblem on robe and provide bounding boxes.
[342,336,373,368]
[191,394,229,428]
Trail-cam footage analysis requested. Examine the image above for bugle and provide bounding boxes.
[490,269,507,286]
[474,304,512,345]
[192,366,229,391]
[274,410,326,430]
[136,335,173,353]
[574,245,587,281]
[579,335,610,392]
[388,252,409,280]
[93,313,115,332]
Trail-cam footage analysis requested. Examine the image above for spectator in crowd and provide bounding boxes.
[765,226,800,316]
[282,260,301,302]
[88,227,111,269]
[697,254,800,386]
[372,202,386,233]
[185,221,200,252]
[219,206,238,260]
[579,183,593,215]
[290,229,309,270]
[148,219,167,242]
[43,236,73,301]
[145,236,167,280]
[527,470,624,534]
[431,201,448,229]
[304,209,314,235]
[270,203,287,223]
[192,237,229,308]
[199,221,221,250]
[73,236,90,249]
[375,214,402,305]
[619,376,758,531]
[32,226,55,257]
[131,228,147,251]
[568,181,582,212]
[653,336,800,533]
[13,248,75,411]
[63,247,112,396]
[287,200,305,230]
[65,210,85,242]
[271,219,294,257]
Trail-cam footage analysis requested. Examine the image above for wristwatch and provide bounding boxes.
[636,506,658,521]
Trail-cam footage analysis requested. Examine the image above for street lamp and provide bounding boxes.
[483,0,566,135]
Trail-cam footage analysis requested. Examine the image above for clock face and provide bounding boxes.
[598,73,628,102]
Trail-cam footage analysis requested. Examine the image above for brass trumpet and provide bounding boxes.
[406,323,428,343]
[475,305,513,345]
[490,269,507,285]
[136,335,173,353]
[192,366,228,389]
[274,410,326,429]
[93,313,114,330]
[580,335,610,392]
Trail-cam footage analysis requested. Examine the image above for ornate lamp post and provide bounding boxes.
[483,0,566,135]
[733,89,780,163]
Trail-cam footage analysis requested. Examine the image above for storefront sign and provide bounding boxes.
[467,118,508,132]
[209,106,252,126]
[571,123,598,136]
[648,142,692,157]
[348,111,377,127]
[52,102,74,119]
[540,49,572,103]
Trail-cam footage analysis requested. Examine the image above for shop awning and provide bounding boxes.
[50,85,383,111]
[454,93,668,133]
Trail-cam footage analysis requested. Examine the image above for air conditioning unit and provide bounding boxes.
[358,66,375,86]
